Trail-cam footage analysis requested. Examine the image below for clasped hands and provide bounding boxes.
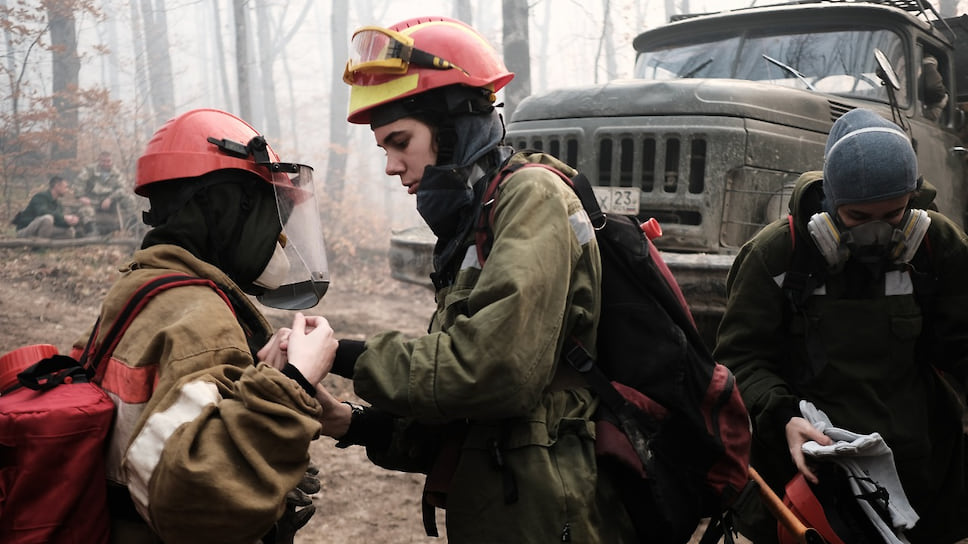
[258,313,352,439]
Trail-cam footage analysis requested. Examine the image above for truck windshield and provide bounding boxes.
[634,28,907,105]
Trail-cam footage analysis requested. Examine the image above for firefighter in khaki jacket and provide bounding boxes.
[285,16,636,543]
[73,109,335,544]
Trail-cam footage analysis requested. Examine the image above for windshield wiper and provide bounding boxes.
[762,54,816,91]
[680,58,713,78]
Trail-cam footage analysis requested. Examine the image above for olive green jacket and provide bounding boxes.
[12,189,70,229]
[353,152,636,542]
[73,244,322,544]
[715,172,968,543]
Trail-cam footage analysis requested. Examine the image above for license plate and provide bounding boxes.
[592,187,640,215]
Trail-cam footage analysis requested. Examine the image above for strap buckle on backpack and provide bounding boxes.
[562,339,595,373]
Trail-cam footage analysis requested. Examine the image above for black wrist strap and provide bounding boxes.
[335,402,394,451]
[281,363,315,397]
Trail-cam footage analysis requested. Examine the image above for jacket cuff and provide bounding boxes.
[335,403,393,451]
[333,339,366,378]
[281,363,315,397]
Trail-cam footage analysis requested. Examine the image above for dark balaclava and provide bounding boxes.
[371,85,511,286]
[141,169,282,295]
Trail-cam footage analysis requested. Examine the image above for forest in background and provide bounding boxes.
[2,0,965,263]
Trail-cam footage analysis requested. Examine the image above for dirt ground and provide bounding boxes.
[0,243,442,543]
[0,243,741,544]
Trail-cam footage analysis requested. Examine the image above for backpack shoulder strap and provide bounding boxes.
[474,161,587,266]
[82,274,231,377]
[780,214,827,313]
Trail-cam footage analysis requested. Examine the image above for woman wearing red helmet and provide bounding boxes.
[314,16,636,542]
[73,108,334,543]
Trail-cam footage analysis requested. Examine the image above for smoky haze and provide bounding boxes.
[2,0,962,237]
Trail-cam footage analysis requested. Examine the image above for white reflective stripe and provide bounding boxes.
[824,126,910,159]
[123,380,221,519]
[460,245,481,271]
[773,271,911,296]
[884,270,913,296]
[772,272,826,294]
[570,209,594,246]
[104,392,146,484]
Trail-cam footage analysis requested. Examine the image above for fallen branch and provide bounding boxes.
[0,236,140,249]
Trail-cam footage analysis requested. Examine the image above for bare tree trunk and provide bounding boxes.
[255,0,278,136]
[595,0,617,83]
[47,0,80,164]
[664,0,676,22]
[127,1,153,140]
[536,0,551,91]
[502,0,531,122]
[234,0,251,120]
[96,0,121,98]
[1,0,21,128]
[453,0,472,24]
[209,0,234,110]
[939,0,958,17]
[140,0,175,126]
[328,0,350,203]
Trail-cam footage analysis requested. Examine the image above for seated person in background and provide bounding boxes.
[76,151,138,234]
[11,175,79,239]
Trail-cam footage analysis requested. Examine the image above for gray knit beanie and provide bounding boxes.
[822,108,918,209]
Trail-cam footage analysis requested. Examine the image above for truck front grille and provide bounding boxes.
[509,132,710,229]
[596,135,707,195]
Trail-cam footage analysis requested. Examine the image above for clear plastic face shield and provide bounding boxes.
[210,135,330,309]
[257,164,330,310]
[343,25,465,84]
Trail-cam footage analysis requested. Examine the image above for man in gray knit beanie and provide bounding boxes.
[822,108,919,210]
[715,105,968,544]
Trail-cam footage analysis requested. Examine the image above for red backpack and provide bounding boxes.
[0,274,228,543]
[477,162,752,544]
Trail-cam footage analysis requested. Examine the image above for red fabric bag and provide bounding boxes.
[0,361,114,543]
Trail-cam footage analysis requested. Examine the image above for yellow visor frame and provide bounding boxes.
[343,26,465,84]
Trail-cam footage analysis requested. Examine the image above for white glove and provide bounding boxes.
[799,400,919,543]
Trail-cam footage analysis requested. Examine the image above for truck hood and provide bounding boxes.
[511,78,850,133]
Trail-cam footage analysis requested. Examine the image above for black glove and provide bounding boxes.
[333,339,365,378]
[262,465,320,544]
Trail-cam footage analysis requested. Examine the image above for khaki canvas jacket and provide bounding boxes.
[715,172,968,543]
[73,244,321,544]
[353,152,636,543]
[77,162,127,201]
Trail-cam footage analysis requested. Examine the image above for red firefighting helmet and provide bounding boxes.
[779,473,846,544]
[344,16,514,124]
[135,108,298,196]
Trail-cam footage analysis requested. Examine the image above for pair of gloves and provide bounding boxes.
[798,400,919,544]
[262,465,321,544]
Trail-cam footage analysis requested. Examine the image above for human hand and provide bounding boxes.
[79,196,91,206]
[64,214,79,226]
[258,327,293,370]
[100,197,112,210]
[286,313,337,387]
[785,416,833,484]
[316,385,352,439]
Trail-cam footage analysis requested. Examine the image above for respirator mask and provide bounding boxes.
[807,209,930,270]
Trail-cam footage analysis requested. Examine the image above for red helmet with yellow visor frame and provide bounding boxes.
[344,16,514,125]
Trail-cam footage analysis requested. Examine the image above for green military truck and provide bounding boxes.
[389,0,968,347]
